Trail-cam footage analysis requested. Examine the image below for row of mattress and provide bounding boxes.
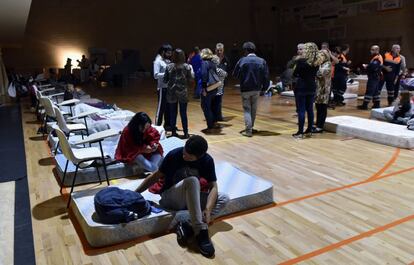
[325,104,414,149]
[275,75,414,149]
[44,89,275,248]
[325,115,414,149]
[323,76,414,149]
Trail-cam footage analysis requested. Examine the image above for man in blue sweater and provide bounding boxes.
[233,42,270,137]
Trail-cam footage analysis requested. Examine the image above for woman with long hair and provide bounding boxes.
[164,48,194,139]
[314,49,334,133]
[115,112,163,172]
[292,42,324,139]
[200,48,220,132]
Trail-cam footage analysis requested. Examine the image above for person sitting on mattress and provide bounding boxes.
[383,91,414,125]
[135,135,229,258]
[115,112,163,173]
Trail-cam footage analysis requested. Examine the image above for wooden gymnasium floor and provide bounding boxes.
[18,79,414,265]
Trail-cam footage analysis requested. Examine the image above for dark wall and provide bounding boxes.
[3,0,254,71]
[3,0,414,74]
[274,0,414,70]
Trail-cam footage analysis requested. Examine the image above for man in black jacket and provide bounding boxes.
[233,42,270,137]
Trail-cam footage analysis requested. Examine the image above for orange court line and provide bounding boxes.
[276,166,414,208]
[366,148,400,181]
[278,213,414,265]
[277,148,401,207]
[378,166,414,178]
[41,132,414,256]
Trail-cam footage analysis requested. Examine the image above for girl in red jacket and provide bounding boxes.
[115,112,163,172]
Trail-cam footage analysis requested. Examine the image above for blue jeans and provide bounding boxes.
[169,102,188,134]
[194,78,202,97]
[201,91,215,128]
[135,153,163,172]
[295,94,315,134]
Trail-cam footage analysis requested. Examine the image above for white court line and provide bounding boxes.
[0,181,15,265]
[310,170,341,183]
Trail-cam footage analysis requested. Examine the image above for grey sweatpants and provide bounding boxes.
[159,177,229,234]
[241,91,260,133]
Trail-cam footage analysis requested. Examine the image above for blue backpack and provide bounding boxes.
[94,187,151,224]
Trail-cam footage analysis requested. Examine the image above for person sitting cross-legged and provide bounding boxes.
[115,112,163,173]
[135,135,229,258]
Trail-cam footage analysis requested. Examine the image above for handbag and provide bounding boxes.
[206,81,223,92]
[206,66,222,92]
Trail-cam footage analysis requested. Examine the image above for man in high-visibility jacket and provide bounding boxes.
[379,44,402,106]
[358,45,383,110]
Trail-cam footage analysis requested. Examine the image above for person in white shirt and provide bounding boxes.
[154,44,173,130]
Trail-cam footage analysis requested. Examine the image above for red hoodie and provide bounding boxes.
[115,126,163,164]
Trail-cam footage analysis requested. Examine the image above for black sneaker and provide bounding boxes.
[304,129,313,137]
[176,221,194,247]
[312,127,324,134]
[196,229,215,258]
[292,132,304,139]
[170,132,179,138]
[182,133,190,139]
[372,102,381,109]
[357,104,368,110]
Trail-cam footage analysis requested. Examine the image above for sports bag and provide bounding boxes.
[94,187,151,224]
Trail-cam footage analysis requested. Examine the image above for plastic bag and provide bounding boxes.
[8,82,16,97]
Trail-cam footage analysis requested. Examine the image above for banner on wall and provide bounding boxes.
[357,1,379,13]
[281,0,402,31]
[379,0,403,10]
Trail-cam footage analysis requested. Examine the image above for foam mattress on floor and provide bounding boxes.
[55,137,185,186]
[324,115,414,148]
[71,161,274,247]
[280,91,357,99]
[370,107,393,121]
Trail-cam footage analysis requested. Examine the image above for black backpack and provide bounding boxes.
[94,187,151,224]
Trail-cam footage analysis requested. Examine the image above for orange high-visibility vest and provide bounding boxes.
[384,52,401,64]
[371,54,383,65]
[338,54,347,64]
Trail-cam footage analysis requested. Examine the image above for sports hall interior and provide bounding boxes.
[0,0,413,264]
